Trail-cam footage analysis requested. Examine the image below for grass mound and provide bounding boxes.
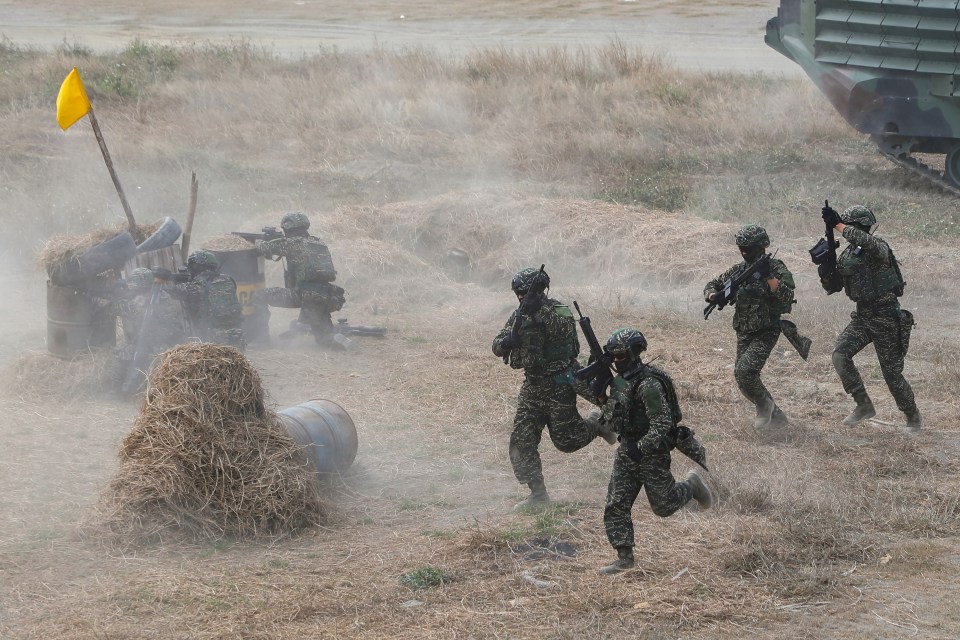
[94,343,325,548]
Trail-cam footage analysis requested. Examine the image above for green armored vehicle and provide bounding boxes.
[766,0,960,192]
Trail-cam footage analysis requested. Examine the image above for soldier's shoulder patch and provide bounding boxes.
[553,304,573,318]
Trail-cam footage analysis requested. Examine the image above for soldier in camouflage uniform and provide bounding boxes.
[598,328,713,575]
[492,267,616,511]
[105,267,185,394]
[819,204,921,432]
[704,224,797,430]
[167,250,245,351]
[252,212,346,347]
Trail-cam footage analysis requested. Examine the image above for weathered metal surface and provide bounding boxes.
[46,282,117,358]
[278,399,359,475]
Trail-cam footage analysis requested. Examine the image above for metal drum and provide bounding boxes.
[278,399,358,475]
[211,248,267,341]
[46,282,117,358]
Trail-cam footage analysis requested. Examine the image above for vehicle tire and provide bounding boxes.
[136,216,182,252]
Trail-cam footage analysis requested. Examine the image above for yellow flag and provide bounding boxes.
[56,67,91,131]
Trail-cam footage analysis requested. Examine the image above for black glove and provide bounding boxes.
[755,258,771,279]
[519,292,544,315]
[499,334,519,350]
[817,262,834,279]
[821,205,841,229]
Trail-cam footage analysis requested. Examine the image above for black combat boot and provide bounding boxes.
[754,394,775,429]
[599,546,635,575]
[842,390,876,425]
[903,409,923,434]
[513,479,550,511]
[685,469,714,510]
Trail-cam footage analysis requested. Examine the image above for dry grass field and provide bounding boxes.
[2,12,960,639]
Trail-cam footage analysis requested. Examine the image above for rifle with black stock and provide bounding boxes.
[231,226,284,244]
[571,301,614,402]
[810,199,843,294]
[501,264,549,364]
[334,319,387,337]
[703,252,774,320]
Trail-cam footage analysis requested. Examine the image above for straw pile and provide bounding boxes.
[10,350,113,400]
[201,234,257,252]
[95,343,326,547]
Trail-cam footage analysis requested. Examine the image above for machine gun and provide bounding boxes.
[502,264,549,364]
[703,252,773,320]
[810,199,843,294]
[231,226,283,243]
[334,319,387,337]
[572,301,614,402]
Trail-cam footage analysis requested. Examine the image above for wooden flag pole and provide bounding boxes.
[87,108,137,234]
[180,172,199,258]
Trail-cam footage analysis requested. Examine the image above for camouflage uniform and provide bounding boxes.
[604,364,697,548]
[169,271,245,351]
[492,298,600,490]
[104,272,185,392]
[704,225,796,426]
[254,231,345,345]
[826,216,918,421]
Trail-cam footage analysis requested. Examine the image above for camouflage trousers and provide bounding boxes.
[252,287,335,343]
[604,447,692,549]
[833,307,917,414]
[208,327,246,352]
[734,327,781,407]
[509,376,599,486]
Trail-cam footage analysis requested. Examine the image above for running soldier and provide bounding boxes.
[492,267,616,511]
[598,328,712,575]
[167,250,245,351]
[819,204,921,432]
[703,224,800,430]
[252,212,346,347]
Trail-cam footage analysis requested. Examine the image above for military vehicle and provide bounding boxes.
[766,0,960,194]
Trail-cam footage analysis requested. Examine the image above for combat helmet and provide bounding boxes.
[604,328,648,359]
[187,250,219,273]
[841,205,876,231]
[126,267,154,290]
[734,224,770,248]
[511,267,550,294]
[280,211,311,234]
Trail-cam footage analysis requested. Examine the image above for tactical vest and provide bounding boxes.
[608,364,681,441]
[507,302,579,373]
[201,274,243,328]
[282,237,337,288]
[837,240,904,302]
[732,259,793,332]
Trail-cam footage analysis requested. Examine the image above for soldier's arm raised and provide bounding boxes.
[842,226,890,262]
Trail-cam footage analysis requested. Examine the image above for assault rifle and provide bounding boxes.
[232,226,283,243]
[151,266,190,284]
[572,301,614,402]
[810,199,843,294]
[703,252,773,320]
[502,264,549,364]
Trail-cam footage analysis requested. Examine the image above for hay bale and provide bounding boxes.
[201,234,257,252]
[95,343,326,547]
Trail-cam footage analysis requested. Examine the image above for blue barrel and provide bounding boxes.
[278,399,358,474]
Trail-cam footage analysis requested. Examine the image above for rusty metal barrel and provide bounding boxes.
[210,248,267,341]
[278,399,358,474]
[46,282,117,358]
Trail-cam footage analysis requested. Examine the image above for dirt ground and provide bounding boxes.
[0,0,798,73]
[2,2,960,639]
